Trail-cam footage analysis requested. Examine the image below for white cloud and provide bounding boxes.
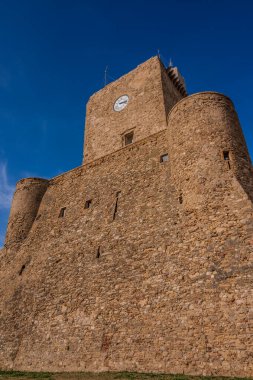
[0,162,15,210]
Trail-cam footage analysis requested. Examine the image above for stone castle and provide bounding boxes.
[0,56,253,376]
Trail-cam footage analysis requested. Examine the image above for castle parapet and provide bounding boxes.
[5,177,49,248]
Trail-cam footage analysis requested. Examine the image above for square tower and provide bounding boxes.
[83,56,186,163]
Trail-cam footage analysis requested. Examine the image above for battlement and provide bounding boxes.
[166,65,187,96]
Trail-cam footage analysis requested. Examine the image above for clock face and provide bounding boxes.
[114,95,129,112]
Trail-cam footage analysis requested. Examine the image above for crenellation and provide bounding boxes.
[0,56,253,376]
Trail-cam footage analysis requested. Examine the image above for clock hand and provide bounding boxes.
[119,100,127,104]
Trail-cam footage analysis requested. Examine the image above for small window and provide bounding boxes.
[223,151,231,169]
[223,151,230,161]
[96,247,101,259]
[113,191,120,221]
[160,154,169,163]
[85,199,92,209]
[19,264,26,276]
[59,207,66,218]
[124,132,134,146]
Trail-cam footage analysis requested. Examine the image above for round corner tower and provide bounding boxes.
[167,92,253,208]
[5,177,49,247]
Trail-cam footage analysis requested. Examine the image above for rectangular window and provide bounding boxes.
[113,191,121,220]
[223,151,231,169]
[59,207,66,218]
[85,199,92,209]
[124,132,134,146]
[160,154,169,163]
[223,151,230,161]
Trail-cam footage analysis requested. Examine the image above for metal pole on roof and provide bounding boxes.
[104,66,108,86]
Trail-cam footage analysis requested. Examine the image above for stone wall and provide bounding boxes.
[0,125,252,376]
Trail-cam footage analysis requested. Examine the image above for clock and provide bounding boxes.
[114,95,129,112]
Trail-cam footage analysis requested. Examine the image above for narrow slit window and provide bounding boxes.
[85,199,92,209]
[160,154,169,163]
[96,247,101,259]
[113,191,121,220]
[59,207,66,218]
[19,264,26,276]
[223,151,231,169]
[223,151,230,160]
[124,132,134,146]
[179,193,183,204]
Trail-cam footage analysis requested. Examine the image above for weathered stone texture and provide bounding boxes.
[0,57,252,377]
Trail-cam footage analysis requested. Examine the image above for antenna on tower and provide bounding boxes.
[104,66,108,86]
[157,49,160,59]
[169,58,173,67]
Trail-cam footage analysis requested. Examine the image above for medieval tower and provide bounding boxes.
[0,56,252,376]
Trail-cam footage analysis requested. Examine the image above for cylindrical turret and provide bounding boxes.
[167,92,253,209]
[5,177,49,247]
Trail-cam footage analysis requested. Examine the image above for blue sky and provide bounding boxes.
[0,0,253,246]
